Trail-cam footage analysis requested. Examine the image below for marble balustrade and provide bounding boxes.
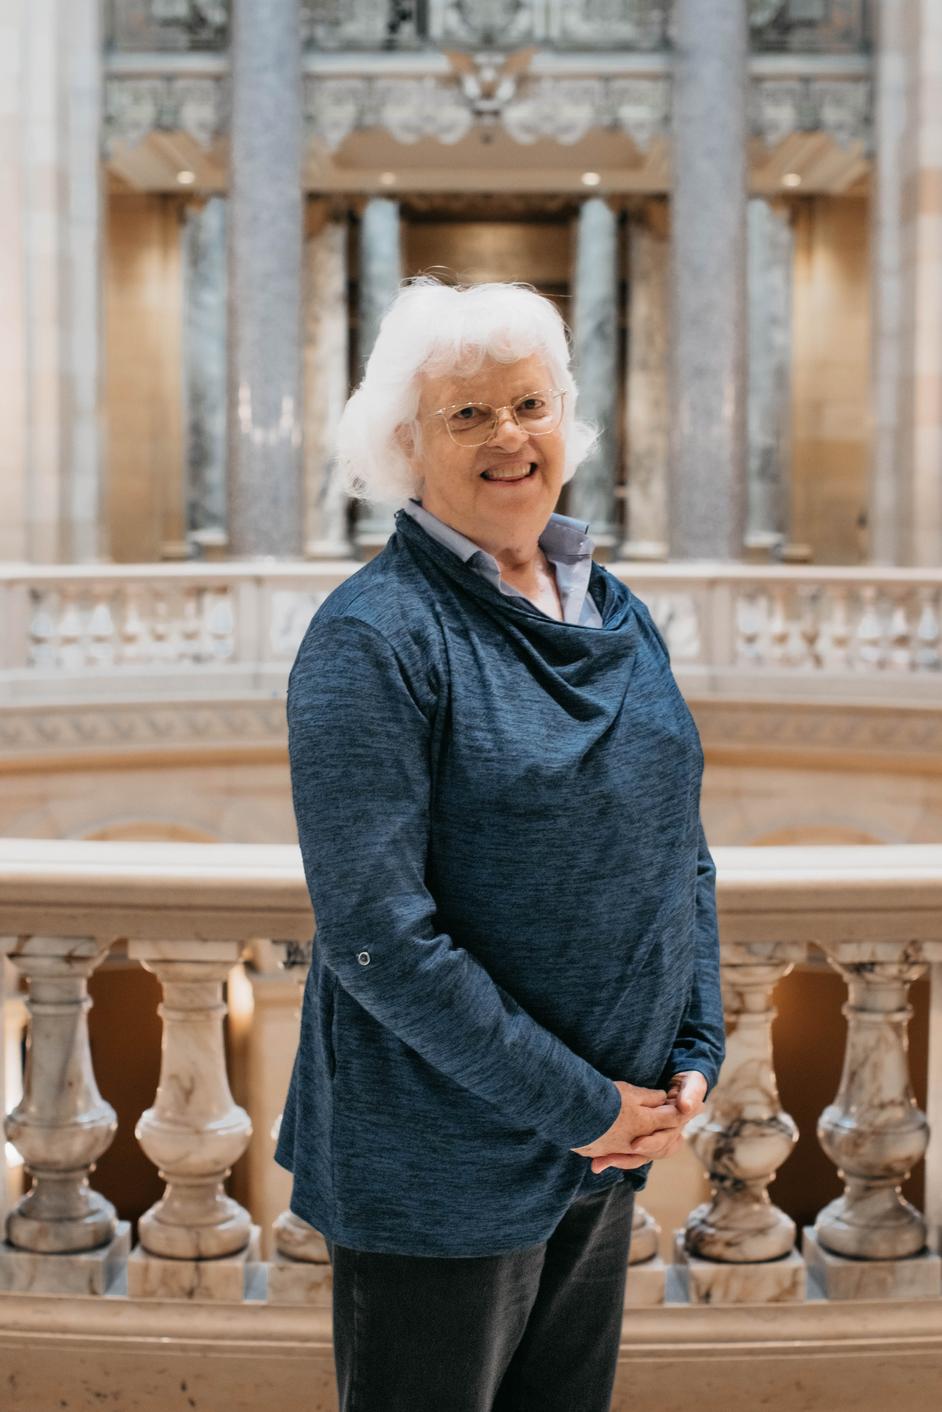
[0,837,940,1310]
[0,564,939,706]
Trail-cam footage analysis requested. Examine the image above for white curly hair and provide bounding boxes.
[334,275,599,508]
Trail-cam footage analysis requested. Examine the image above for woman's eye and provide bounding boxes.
[519,397,545,411]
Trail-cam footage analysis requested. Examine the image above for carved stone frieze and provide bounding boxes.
[0,700,287,760]
[2,696,940,765]
[687,699,942,761]
[103,75,224,154]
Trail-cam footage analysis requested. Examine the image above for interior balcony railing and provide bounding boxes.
[105,0,873,57]
[0,839,940,1411]
[1,562,939,709]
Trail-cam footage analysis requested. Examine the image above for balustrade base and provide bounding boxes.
[673,1231,806,1304]
[127,1225,261,1302]
[624,1252,667,1305]
[0,1221,130,1296]
[267,1249,332,1305]
[802,1228,942,1301]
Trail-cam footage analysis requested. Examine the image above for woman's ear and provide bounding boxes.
[394,422,415,456]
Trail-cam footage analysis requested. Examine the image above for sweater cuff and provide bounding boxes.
[659,1058,718,1101]
[559,1075,622,1150]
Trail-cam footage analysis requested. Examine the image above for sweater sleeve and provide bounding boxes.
[656,816,727,1099]
[286,613,622,1151]
[630,596,726,1100]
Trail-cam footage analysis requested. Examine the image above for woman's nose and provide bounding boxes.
[488,409,527,449]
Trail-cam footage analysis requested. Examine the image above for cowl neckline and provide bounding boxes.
[393,506,638,644]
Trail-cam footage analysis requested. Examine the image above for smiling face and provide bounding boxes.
[401,352,567,555]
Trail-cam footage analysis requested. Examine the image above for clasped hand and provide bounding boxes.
[570,1071,708,1175]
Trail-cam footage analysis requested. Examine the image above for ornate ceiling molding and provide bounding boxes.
[116,1,868,55]
[103,75,225,154]
[751,75,871,149]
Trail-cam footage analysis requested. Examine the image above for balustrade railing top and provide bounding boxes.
[2,837,941,948]
[1,836,940,1317]
[1,562,938,704]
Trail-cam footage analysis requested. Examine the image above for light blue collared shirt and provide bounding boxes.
[400,497,604,628]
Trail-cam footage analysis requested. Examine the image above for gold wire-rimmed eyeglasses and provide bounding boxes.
[430,388,567,448]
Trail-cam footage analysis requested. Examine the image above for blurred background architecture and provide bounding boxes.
[1,3,941,1409]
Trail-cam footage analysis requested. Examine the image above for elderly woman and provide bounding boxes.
[274,277,725,1412]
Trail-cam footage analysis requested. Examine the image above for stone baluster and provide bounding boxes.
[766,587,792,666]
[855,586,884,668]
[824,587,852,670]
[623,1201,666,1306]
[677,948,805,1304]
[27,590,57,669]
[914,587,941,670]
[0,935,130,1296]
[87,590,116,668]
[126,940,258,1300]
[804,952,941,1299]
[58,588,84,671]
[268,938,332,1304]
[887,599,913,671]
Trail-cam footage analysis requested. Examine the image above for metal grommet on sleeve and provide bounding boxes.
[356,950,371,966]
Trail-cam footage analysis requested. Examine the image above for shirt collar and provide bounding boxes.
[401,498,595,567]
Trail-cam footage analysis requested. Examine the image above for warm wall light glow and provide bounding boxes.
[227,960,256,1025]
[176,170,196,186]
[581,171,601,187]
[379,171,397,187]
[782,172,802,189]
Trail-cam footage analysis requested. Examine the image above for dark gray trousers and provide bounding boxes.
[324,1181,635,1412]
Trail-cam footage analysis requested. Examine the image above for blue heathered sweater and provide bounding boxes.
[273,506,726,1257]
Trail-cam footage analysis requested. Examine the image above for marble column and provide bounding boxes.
[226,0,304,559]
[620,205,669,560]
[353,197,403,552]
[669,0,748,560]
[746,198,793,558]
[569,198,620,550]
[0,0,104,563]
[303,207,352,557]
[870,0,942,566]
[182,197,228,549]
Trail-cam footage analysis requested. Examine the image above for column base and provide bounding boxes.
[127,1225,261,1301]
[624,1252,667,1306]
[802,1227,942,1300]
[0,1221,131,1295]
[267,1248,332,1305]
[673,1230,806,1304]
